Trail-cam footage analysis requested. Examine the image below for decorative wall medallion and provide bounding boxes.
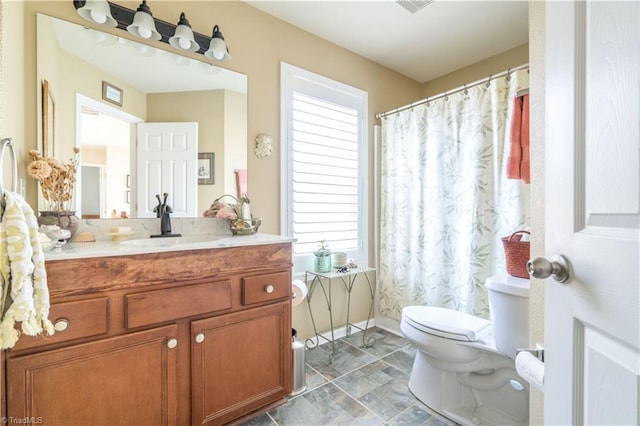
[254,133,273,158]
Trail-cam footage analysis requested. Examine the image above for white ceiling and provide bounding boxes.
[246,0,529,83]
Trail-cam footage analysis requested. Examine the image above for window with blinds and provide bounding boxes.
[292,93,359,255]
[281,63,368,273]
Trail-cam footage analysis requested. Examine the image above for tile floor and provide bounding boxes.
[245,327,457,426]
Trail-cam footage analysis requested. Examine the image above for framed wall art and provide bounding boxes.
[198,153,215,185]
[102,81,123,107]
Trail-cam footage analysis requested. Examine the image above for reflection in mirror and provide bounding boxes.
[36,14,247,218]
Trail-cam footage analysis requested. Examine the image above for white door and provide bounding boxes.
[545,2,639,424]
[136,122,198,218]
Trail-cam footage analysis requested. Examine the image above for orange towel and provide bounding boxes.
[506,94,530,183]
[520,95,530,183]
[235,169,248,198]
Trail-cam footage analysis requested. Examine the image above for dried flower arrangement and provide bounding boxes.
[27,148,80,212]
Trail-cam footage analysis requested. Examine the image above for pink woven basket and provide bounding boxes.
[501,230,531,279]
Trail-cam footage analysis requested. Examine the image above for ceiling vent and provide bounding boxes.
[396,0,435,14]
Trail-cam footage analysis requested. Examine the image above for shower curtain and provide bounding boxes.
[378,70,530,320]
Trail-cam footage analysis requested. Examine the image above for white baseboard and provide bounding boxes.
[312,319,376,346]
[305,316,407,346]
[372,315,403,337]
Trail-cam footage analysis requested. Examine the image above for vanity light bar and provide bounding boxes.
[72,1,220,56]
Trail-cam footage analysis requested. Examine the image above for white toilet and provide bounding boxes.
[400,274,530,426]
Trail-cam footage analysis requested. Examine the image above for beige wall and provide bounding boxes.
[19,0,421,232]
[37,13,147,162]
[147,90,246,214]
[1,2,27,195]
[6,1,534,353]
[12,1,421,341]
[421,43,529,98]
[223,90,247,197]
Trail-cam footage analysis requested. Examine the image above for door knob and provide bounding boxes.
[527,255,570,283]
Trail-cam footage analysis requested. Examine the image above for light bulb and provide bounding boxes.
[137,27,152,39]
[90,10,107,24]
[178,37,191,50]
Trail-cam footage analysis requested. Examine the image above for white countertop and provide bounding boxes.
[44,233,295,261]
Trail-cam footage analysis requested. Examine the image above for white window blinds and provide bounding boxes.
[292,93,359,255]
[281,63,368,272]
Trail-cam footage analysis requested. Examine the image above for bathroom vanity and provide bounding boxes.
[1,237,293,425]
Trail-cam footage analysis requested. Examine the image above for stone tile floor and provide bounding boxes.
[244,327,457,426]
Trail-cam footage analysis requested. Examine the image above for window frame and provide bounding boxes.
[280,62,368,276]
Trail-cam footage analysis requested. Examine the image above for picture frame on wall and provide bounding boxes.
[42,79,56,157]
[102,81,123,107]
[198,153,215,185]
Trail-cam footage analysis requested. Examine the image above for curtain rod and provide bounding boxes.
[375,63,529,120]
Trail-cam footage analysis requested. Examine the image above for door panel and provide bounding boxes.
[545,1,639,424]
[7,325,178,425]
[136,122,198,217]
[191,302,290,425]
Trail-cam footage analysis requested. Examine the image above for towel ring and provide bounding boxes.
[0,138,18,194]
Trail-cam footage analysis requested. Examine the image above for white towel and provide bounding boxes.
[0,191,54,349]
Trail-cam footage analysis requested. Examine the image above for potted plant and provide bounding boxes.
[314,240,332,273]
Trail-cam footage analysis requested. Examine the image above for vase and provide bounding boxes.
[38,211,80,238]
[314,254,332,273]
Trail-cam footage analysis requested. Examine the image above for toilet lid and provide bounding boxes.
[402,306,491,342]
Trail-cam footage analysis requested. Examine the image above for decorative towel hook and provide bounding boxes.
[0,138,18,194]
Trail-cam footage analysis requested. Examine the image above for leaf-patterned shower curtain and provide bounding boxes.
[378,70,530,320]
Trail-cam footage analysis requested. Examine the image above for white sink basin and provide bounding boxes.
[119,235,219,248]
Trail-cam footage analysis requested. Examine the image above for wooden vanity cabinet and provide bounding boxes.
[3,242,292,426]
[8,325,179,425]
[192,301,290,425]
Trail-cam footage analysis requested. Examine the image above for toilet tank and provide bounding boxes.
[486,274,530,359]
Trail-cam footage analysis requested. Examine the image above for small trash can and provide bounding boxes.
[291,329,307,395]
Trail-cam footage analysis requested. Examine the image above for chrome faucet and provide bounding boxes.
[151,193,181,238]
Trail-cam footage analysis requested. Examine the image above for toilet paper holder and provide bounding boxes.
[516,348,545,362]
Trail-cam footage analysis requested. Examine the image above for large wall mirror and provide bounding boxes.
[36,13,247,219]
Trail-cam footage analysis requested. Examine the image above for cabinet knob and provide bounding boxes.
[53,319,69,332]
[195,333,205,343]
[264,284,274,294]
[167,338,178,349]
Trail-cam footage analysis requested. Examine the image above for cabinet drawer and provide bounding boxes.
[242,271,290,306]
[125,280,232,329]
[13,297,109,350]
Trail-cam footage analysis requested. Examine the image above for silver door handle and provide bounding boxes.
[527,255,570,283]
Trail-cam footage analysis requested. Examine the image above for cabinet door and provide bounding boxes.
[8,325,178,425]
[192,301,291,425]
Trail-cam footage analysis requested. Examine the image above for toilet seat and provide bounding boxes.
[402,306,491,342]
